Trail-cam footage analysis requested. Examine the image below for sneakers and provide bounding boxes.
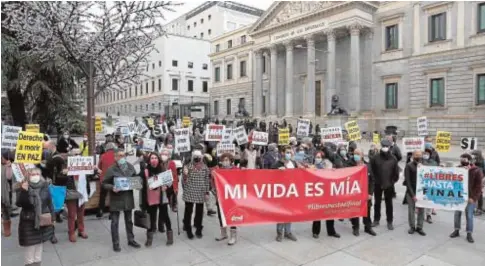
[449,230,460,238]
[284,232,297,241]
[426,215,433,224]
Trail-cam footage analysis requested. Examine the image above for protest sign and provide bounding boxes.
[136,123,149,135]
[95,117,103,133]
[174,128,191,153]
[148,170,174,190]
[373,133,380,145]
[114,177,142,191]
[251,131,268,146]
[416,165,468,211]
[205,124,225,142]
[25,124,40,133]
[435,131,451,152]
[233,126,248,146]
[460,137,478,151]
[296,119,310,137]
[402,137,425,153]
[213,166,368,226]
[176,119,182,129]
[141,138,156,152]
[127,122,136,134]
[216,143,236,157]
[344,121,361,141]
[67,156,95,175]
[12,163,29,182]
[221,128,234,145]
[1,125,22,150]
[182,116,191,127]
[417,116,428,136]
[320,127,343,142]
[15,131,44,164]
[278,128,290,146]
[146,118,154,128]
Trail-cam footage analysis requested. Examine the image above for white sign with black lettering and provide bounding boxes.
[174,128,191,153]
[460,137,478,151]
[67,156,95,175]
[1,125,22,150]
[216,143,236,157]
[141,138,156,152]
[148,170,174,190]
[296,119,310,137]
[320,127,343,142]
[417,116,428,136]
[221,128,234,145]
[251,131,268,146]
[402,137,425,154]
[233,126,248,146]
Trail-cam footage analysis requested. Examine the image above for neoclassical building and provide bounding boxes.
[209,1,485,143]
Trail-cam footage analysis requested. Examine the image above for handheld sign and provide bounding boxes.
[174,128,191,153]
[15,131,44,164]
[114,177,142,191]
[205,124,225,142]
[278,128,290,145]
[67,156,95,175]
[148,170,174,190]
[233,126,248,146]
[296,119,310,137]
[402,137,425,153]
[95,117,103,133]
[321,127,343,142]
[1,125,22,150]
[216,143,236,157]
[251,131,268,146]
[417,116,428,136]
[435,131,451,153]
[221,128,234,145]
[460,137,478,151]
[141,138,156,152]
[25,124,40,133]
[344,121,361,141]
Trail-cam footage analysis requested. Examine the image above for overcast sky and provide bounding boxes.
[161,1,275,23]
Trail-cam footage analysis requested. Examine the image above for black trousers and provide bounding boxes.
[349,199,373,230]
[183,202,204,231]
[312,220,337,236]
[216,202,236,229]
[374,186,394,223]
[478,193,483,210]
[98,187,108,212]
[110,210,134,245]
[152,204,172,232]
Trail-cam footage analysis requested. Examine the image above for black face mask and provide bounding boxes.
[414,157,422,164]
[460,160,469,166]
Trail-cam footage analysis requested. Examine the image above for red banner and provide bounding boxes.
[213,166,368,226]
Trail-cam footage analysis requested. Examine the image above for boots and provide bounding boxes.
[215,227,228,241]
[166,230,174,246]
[2,220,11,237]
[228,228,237,246]
[145,231,154,247]
[69,233,77,243]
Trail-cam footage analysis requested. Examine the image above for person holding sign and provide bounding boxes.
[140,152,174,247]
[404,150,427,236]
[56,131,79,154]
[102,150,141,252]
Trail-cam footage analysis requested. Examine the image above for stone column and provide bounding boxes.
[284,41,294,117]
[325,29,336,115]
[305,35,316,116]
[269,45,278,116]
[254,50,263,117]
[349,23,362,113]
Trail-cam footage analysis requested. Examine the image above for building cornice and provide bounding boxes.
[209,41,254,58]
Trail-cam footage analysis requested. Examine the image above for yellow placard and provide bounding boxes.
[278,128,290,146]
[182,116,191,127]
[435,131,451,152]
[344,120,362,141]
[146,118,154,128]
[15,131,44,164]
[95,117,103,133]
[25,124,40,133]
[373,133,380,145]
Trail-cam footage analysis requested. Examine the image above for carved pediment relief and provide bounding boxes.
[267,2,337,27]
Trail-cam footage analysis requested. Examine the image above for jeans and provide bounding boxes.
[110,210,135,245]
[374,186,394,223]
[150,204,171,232]
[454,203,475,233]
[183,202,204,231]
[276,223,292,234]
[24,243,43,265]
[406,194,424,229]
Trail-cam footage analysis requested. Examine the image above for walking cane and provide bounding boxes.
[176,208,181,235]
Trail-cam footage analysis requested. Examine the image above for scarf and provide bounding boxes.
[29,180,46,230]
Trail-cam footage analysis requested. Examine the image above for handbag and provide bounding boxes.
[39,213,52,227]
[134,210,149,229]
[66,189,83,201]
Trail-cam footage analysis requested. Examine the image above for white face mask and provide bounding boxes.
[423,154,430,160]
[222,161,231,167]
[381,147,389,153]
[30,175,41,183]
[83,138,88,142]
[63,134,69,139]
[161,155,169,162]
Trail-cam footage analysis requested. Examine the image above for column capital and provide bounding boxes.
[284,41,293,51]
[304,34,315,45]
[269,44,278,53]
[324,28,336,41]
[348,22,363,36]
[254,49,263,56]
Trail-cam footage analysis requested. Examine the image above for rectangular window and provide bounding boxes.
[262,55,266,73]
[124,89,127,99]
[227,40,233,49]
[194,22,197,27]
[152,63,155,69]
[477,74,485,105]
[385,83,398,109]
[200,32,204,38]
[385,25,399,50]
[187,25,190,30]
[208,29,212,35]
[188,80,194,92]
[151,103,155,110]
[159,61,162,67]
[479,3,485,32]
[214,67,220,82]
[188,62,193,69]
[135,105,138,112]
[201,18,204,24]
[430,78,445,107]
[429,12,447,42]
[208,15,211,21]
[227,64,233,80]
[152,81,155,93]
[140,84,143,95]
[146,82,149,94]
[172,60,178,67]
[172,79,178,91]
[214,100,219,115]
[240,35,247,44]
[129,87,132,98]
[240,61,247,77]
[135,86,138,96]
[226,99,231,115]
[158,79,162,91]
[202,81,208,92]
[215,44,220,52]
[202,63,208,70]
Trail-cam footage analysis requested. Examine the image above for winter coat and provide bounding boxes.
[79,141,90,156]
[363,163,375,196]
[45,152,68,186]
[16,181,55,247]
[182,163,210,204]
[429,148,441,166]
[334,154,356,169]
[262,151,279,169]
[404,161,418,197]
[98,150,116,182]
[466,165,484,202]
[1,164,14,207]
[102,162,138,212]
[370,151,400,189]
[56,138,79,154]
[390,145,403,162]
[140,163,175,210]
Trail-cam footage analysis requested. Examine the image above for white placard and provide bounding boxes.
[402,137,425,153]
[174,128,191,153]
[221,128,234,145]
[127,122,136,134]
[460,137,478,151]
[417,116,428,136]
[205,124,225,142]
[296,119,310,137]
[321,127,343,142]
[12,163,27,182]
[216,143,236,157]
[136,123,149,135]
[233,126,248,146]
[141,138,156,152]
[67,156,95,175]
[148,170,174,190]
[251,131,268,146]
[176,119,182,129]
[1,125,22,150]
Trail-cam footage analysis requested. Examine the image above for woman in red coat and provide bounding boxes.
[96,143,116,218]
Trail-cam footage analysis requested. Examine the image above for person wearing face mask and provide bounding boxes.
[214,153,239,245]
[77,134,90,157]
[1,151,16,237]
[182,149,211,239]
[271,146,298,242]
[56,130,79,154]
[424,136,441,166]
[140,152,174,247]
[470,150,485,216]
[450,154,483,243]
[370,139,400,230]
[96,142,117,218]
[263,143,280,169]
[334,145,356,169]
[16,168,55,266]
[404,150,426,236]
[45,141,68,229]
[422,148,438,223]
[158,149,179,230]
[368,143,379,160]
[102,150,141,252]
